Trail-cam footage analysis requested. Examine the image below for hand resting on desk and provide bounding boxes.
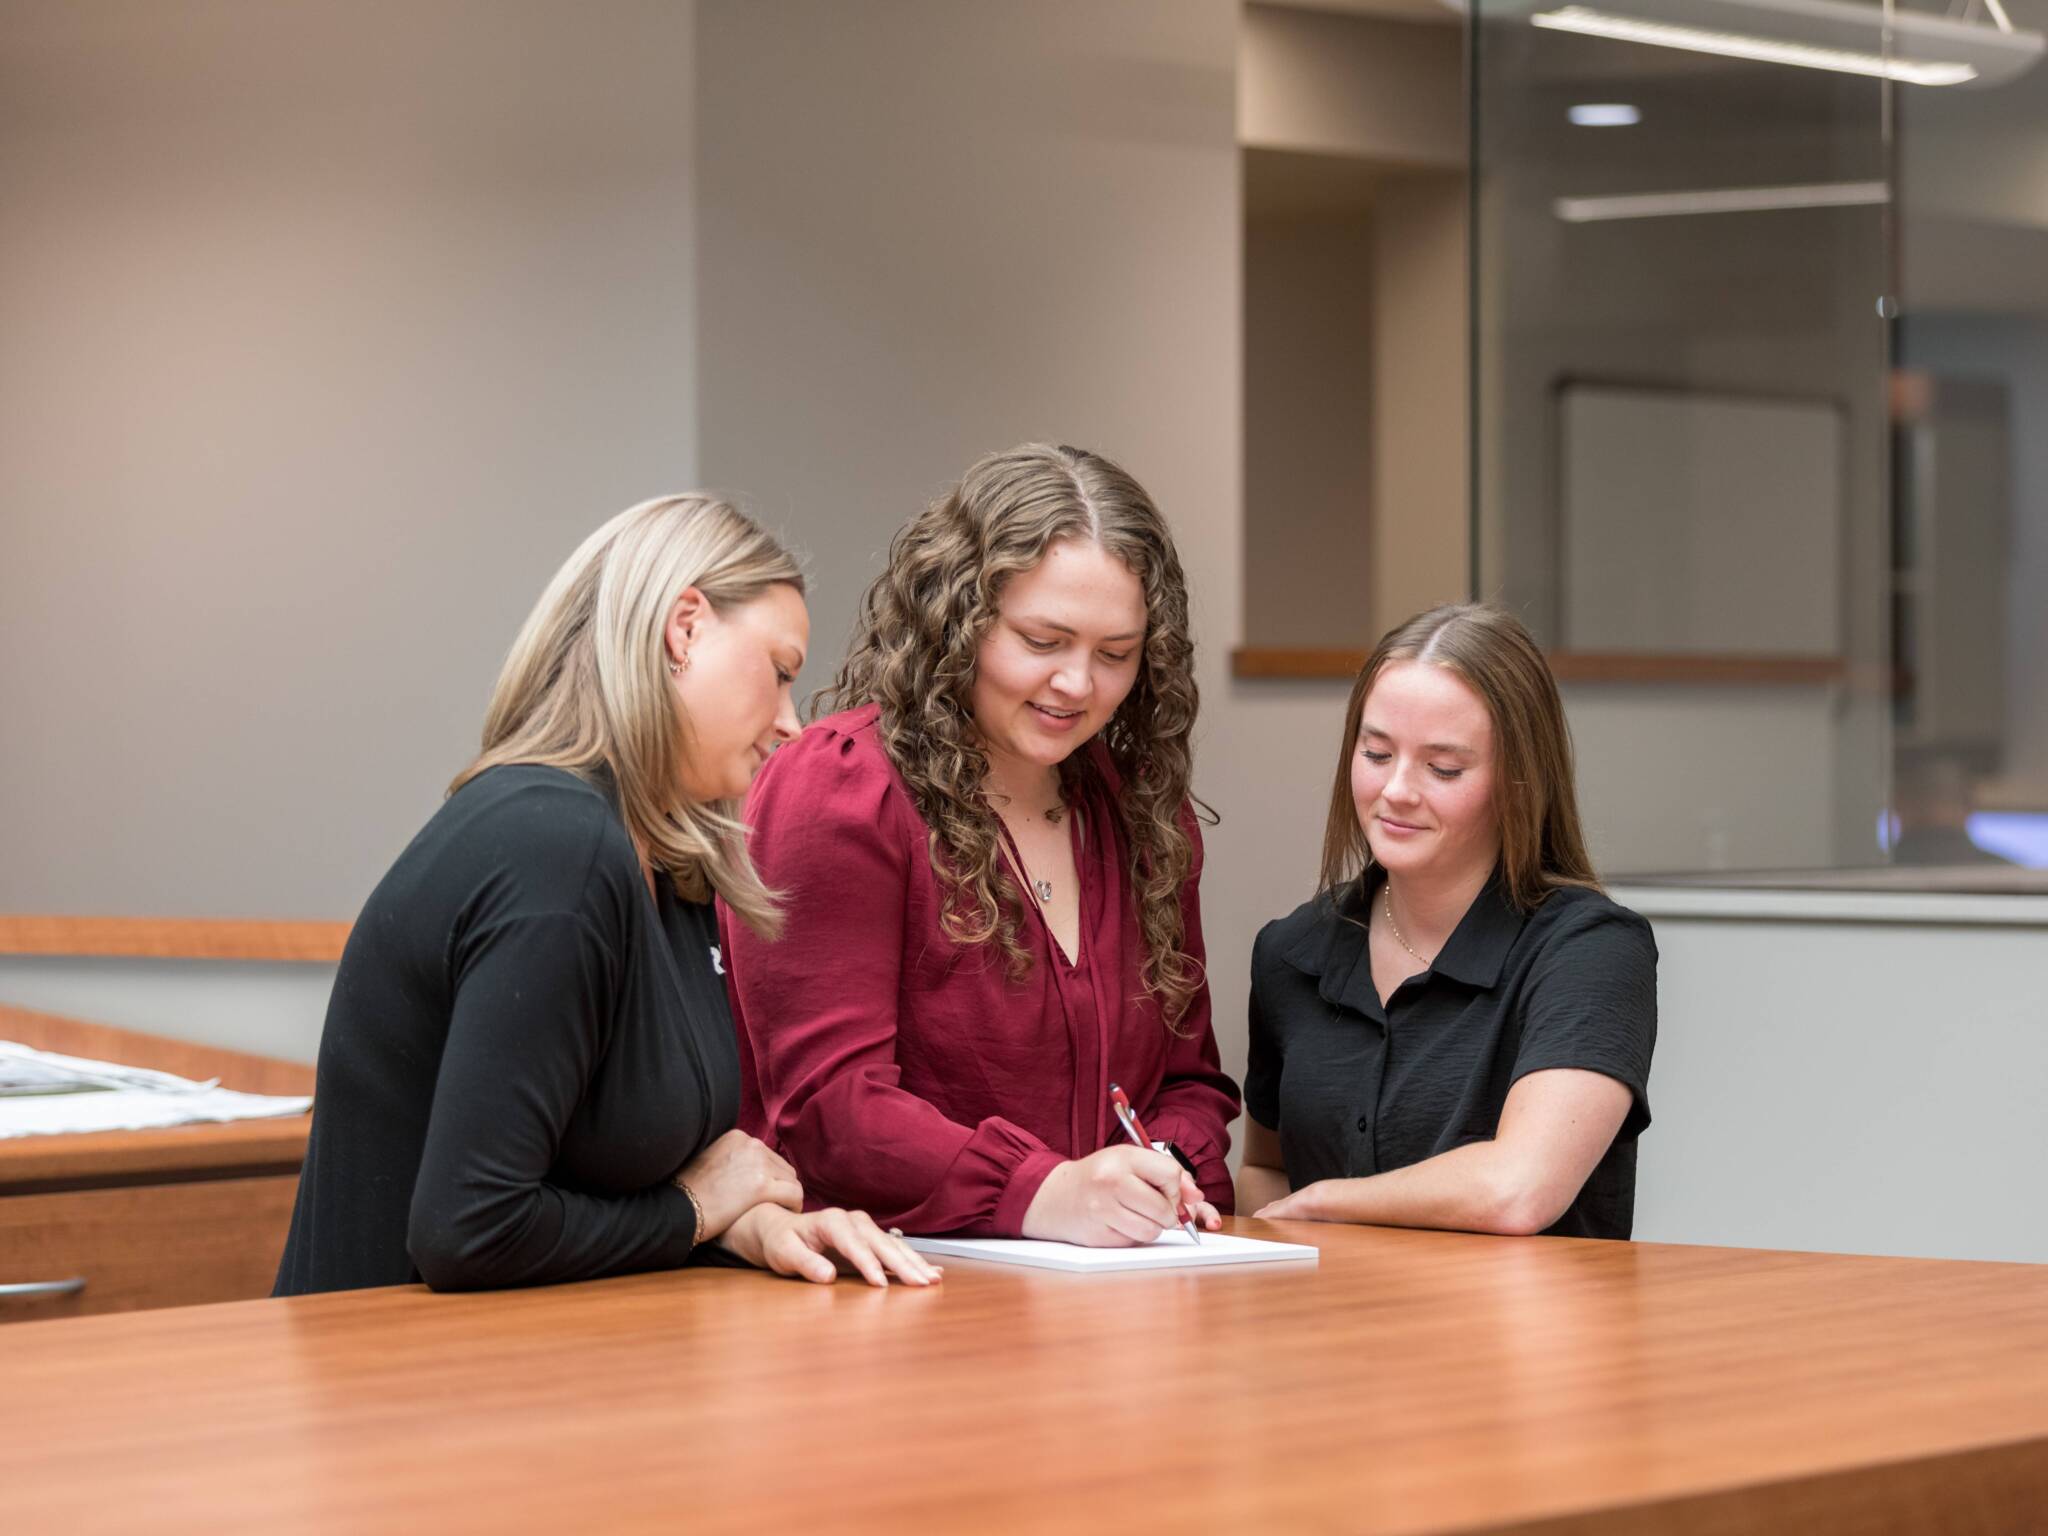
[675,1130,940,1286]
[719,1205,941,1287]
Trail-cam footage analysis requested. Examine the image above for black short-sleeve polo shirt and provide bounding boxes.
[1244,869,1657,1240]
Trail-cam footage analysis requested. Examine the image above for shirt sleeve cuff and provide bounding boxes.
[991,1147,1069,1237]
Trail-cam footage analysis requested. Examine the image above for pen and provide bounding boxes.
[1108,1082,1201,1243]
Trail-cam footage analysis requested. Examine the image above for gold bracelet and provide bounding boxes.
[673,1177,707,1246]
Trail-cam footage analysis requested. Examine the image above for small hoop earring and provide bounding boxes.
[669,652,691,676]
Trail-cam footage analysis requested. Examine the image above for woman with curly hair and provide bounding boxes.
[721,444,1240,1245]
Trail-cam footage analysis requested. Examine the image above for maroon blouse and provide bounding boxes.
[720,704,1240,1236]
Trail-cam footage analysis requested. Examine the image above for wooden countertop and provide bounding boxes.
[3,1220,2044,1533]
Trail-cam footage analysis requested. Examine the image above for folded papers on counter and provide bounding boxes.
[0,1039,311,1139]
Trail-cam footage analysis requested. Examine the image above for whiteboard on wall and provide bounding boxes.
[1558,384,1844,656]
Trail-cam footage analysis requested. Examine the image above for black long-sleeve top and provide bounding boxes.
[274,764,740,1295]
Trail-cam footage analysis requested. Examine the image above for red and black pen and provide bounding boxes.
[1108,1082,1201,1243]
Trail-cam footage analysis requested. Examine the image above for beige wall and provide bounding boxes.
[1243,203,1376,647]
[1240,3,1462,167]
[0,0,701,918]
[1371,172,1469,623]
[1240,1,1468,648]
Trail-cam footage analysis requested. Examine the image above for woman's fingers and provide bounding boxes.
[822,1210,891,1288]
[768,1211,944,1287]
[1129,1147,1184,1198]
[860,1215,942,1285]
[815,1211,941,1287]
[1174,1174,1224,1231]
[1101,1199,1166,1246]
[770,1224,838,1284]
[763,1175,804,1212]
[1117,1172,1179,1230]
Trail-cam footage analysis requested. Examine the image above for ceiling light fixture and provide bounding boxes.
[1533,4,1982,83]
[1446,0,2046,88]
[1568,102,1644,123]
[1554,179,1890,220]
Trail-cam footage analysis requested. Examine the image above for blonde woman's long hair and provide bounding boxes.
[1319,603,1599,914]
[819,443,1208,1030]
[451,495,804,937]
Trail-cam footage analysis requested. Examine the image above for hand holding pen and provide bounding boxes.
[1109,1083,1218,1243]
[1017,1092,1223,1247]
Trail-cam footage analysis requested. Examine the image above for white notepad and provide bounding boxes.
[904,1230,1318,1273]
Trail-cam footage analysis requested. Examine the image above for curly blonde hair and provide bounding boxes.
[819,443,1208,1029]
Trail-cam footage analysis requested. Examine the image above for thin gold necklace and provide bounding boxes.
[1384,882,1429,964]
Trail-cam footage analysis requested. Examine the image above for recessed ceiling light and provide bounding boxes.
[1569,103,1641,125]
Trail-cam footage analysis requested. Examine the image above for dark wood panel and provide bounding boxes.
[0,1174,299,1323]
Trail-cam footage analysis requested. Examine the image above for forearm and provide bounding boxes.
[1236,1159,1290,1214]
[1278,1141,1564,1237]
[783,1081,1065,1236]
[408,1179,699,1291]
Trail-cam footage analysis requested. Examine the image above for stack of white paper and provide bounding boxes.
[904,1230,1319,1273]
[0,1040,311,1140]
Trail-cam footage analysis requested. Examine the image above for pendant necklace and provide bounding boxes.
[997,785,1065,904]
[1032,788,1068,901]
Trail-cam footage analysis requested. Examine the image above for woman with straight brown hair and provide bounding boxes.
[1236,603,1657,1239]
[722,443,1239,1245]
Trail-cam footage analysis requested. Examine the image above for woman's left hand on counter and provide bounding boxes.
[717,1204,944,1287]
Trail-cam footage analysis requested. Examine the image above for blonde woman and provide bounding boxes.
[723,444,1240,1246]
[275,496,938,1294]
[1238,605,1656,1238]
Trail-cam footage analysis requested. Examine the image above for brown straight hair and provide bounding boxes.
[1317,603,1600,912]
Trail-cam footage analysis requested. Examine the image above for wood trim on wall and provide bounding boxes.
[1229,647,1369,680]
[1230,647,1850,687]
[0,917,350,964]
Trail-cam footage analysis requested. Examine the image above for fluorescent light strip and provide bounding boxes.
[1531,6,1980,85]
[1568,102,1643,125]
[1555,180,1890,221]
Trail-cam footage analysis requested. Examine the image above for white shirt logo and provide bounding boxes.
[709,945,724,977]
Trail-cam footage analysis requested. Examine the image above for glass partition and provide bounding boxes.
[1470,0,2048,888]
